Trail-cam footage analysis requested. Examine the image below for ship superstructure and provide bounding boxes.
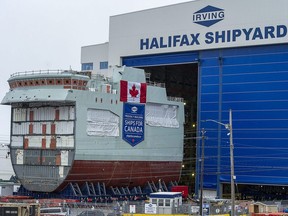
[2,67,184,193]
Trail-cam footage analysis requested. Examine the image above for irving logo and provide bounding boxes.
[193,5,224,27]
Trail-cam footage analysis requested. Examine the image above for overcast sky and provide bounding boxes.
[0,0,190,179]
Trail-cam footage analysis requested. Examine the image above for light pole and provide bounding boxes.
[205,109,235,216]
[199,128,206,216]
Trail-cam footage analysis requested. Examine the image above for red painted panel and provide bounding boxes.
[50,138,56,149]
[29,111,34,121]
[55,109,60,121]
[42,124,46,135]
[51,123,56,135]
[56,154,61,166]
[42,138,46,149]
[29,123,33,134]
[171,185,189,198]
[24,138,29,149]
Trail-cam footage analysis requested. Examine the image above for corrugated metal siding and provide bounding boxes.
[13,108,26,121]
[69,106,75,120]
[55,121,74,134]
[25,136,42,148]
[10,105,75,192]
[24,149,41,165]
[16,150,23,165]
[60,151,69,166]
[23,106,75,121]
[12,122,29,135]
[198,44,288,188]
[59,166,64,178]
[33,122,42,134]
[56,136,74,148]
[14,122,74,135]
[11,136,23,147]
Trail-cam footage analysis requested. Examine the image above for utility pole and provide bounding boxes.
[204,109,235,216]
[229,109,235,216]
[199,128,206,216]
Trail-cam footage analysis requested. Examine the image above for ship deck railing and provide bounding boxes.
[167,96,184,102]
[10,69,81,78]
[147,81,165,88]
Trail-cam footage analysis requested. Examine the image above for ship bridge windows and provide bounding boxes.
[9,77,88,90]
[56,79,63,85]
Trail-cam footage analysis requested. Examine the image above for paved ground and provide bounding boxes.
[68,207,115,216]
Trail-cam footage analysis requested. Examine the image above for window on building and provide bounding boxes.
[82,63,93,71]
[158,199,164,206]
[151,199,157,205]
[165,199,170,207]
[100,61,108,69]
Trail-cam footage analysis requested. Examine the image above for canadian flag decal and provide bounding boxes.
[120,80,147,103]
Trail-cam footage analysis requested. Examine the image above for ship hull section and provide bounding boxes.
[63,160,182,188]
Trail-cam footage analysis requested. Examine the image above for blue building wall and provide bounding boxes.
[199,44,288,192]
[123,43,288,194]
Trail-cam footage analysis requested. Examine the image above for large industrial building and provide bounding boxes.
[81,0,288,200]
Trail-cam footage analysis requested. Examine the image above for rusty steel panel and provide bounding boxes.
[42,123,47,135]
[42,138,46,149]
[55,109,60,120]
[28,123,33,134]
[55,154,61,166]
[23,138,29,149]
[51,123,56,135]
[29,110,34,121]
[50,137,56,149]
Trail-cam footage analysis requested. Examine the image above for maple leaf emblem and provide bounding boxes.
[129,84,139,98]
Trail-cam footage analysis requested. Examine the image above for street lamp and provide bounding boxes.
[199,128,206,216]
[205,109,235,216]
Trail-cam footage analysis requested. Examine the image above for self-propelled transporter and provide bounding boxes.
[1,67,184,192]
